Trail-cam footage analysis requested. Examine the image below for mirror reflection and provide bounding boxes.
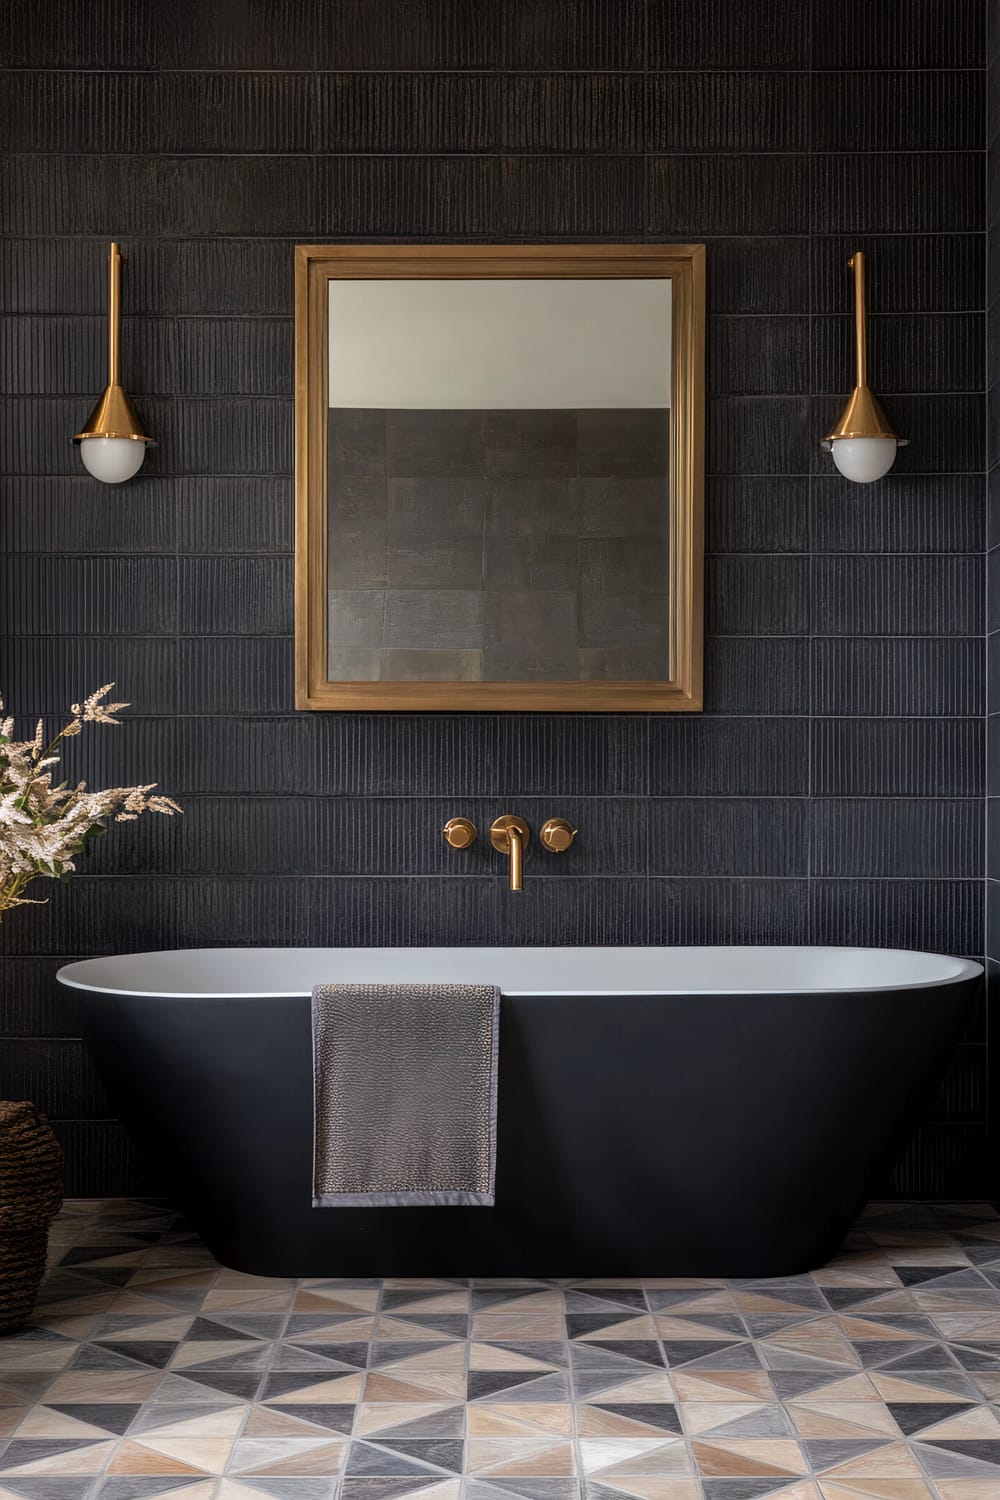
[326,278,672,683]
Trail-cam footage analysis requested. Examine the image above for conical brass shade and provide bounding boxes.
[72,242,155,448]
[73,382,153,444]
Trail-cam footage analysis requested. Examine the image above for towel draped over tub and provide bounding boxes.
[311,982,500,1207]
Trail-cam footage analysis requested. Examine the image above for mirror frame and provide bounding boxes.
[294,243,705,711]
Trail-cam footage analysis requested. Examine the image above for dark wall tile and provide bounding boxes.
[813,720,984,798]
[0,958,81,1039]
[499,156,645,236]
[812,236,986,315]
[0,477,176,555]
[319,74,497,154]
[706,239,813,317]
[649,879,812,945]
[649,0,812,68]
[0,1039,109,1118]
[708,397,814,475]
[178,558,294,636]
[649,718,809,796]
[650,156,810,236]
[649,73,810,152]
[812,154,984,235]
[176,639,295,715]
[707,557,811,635]
[0,557,176,636]
[706,477,810,554]
[501,76,643,153]
[710,318,812,396]
[0,72,318,154]
[812,72,984,152]
[703,638,811,715]
[812,475,985,555]
[811,880,983,955]
[317,157,499,236]
[499,0,643,68]
[812,0,984,69]
[813,313,984,397]
[55,1122,154,1199]
[649,799,808,876]
[811,638,984,718]
[811,557,984,636]
[813,799,983,878]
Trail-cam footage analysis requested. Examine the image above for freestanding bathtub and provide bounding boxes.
[57,946,980,1278]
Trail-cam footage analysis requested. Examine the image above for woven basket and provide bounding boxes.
[0,1101,64,1336]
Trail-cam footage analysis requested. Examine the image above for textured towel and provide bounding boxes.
[312,982,500,1207]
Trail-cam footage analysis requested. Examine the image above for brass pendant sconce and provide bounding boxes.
[821,251,906,484]
[73,241,154,483]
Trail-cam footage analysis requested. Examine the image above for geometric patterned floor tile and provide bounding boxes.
[6,1202,1000,1493]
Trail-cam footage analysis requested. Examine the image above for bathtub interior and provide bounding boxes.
[57,945,982,999]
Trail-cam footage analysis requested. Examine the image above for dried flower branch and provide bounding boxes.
[0,685,181,920]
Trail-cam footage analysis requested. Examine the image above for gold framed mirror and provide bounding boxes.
[295,243,705,711]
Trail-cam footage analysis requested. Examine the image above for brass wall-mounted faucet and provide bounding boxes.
[444,814,578,892]
[490,816,530,892]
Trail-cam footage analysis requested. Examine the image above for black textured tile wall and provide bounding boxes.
[986,0,1000,1195]
[0,0,989,1199]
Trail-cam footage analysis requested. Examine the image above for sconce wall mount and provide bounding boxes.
[821,251,907,484]
[73,241,155,483]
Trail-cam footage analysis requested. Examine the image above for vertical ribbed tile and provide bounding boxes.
[0,557,176,636]
[178,557,294,635]
[0,73,316,154]
[317,0,499,68]
[710,318,812,396]
[708,557,811,635]
[706,239,813,316]
[649,800,809,876]
[0,958,82,1038]
[0,1,160,67]
[813,0,985,68]
[175,477,293,554]
[886,1126,990,1198]
[55,1122,155,1198]
[706,477,811,553]
[649,718,809,796]
[498,156,645,236]
[0,477,175,554]
[650,156,810,236]
[708,397,814,475]
[501,76,643,152]
[142,398,294,477]
[811,557,984,635]
[0,879,178,958]
[317,157,499,237]
[812,235,987,317]
[319,74,497,153]
[813,313,984,396]
[811,880,983,953]
[648,879,812,945]
[927,1047,987,1121]
[812,475,985,554]
[649,73,810,152]
[814,800,983,878]
[493,716,648,796]
[813,719,984,797]
[167,798,321,878]
[703,638,811,714]
[812,637,985,717]
[176,639,295,715]
[499,0,643,67]
[811,154,984,234]
[173,719,309,795]
[0,1039,109,1117]
[649,0,812,67]
[812,72,984,152]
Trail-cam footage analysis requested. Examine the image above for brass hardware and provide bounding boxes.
[443,816,477,850]
[540,818,577,853]
[73,242,155,448]
[490,815,530,892]
[821,252,906,448]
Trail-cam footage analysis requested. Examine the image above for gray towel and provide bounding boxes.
[312,982,500,1207]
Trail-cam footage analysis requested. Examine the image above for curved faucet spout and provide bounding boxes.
[489,815,531,892]
[508,824,523,892]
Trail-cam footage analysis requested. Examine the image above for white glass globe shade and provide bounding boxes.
[829,436,898,484]
[79,436,147,484]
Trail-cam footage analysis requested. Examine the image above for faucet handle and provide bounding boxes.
[443,817,477,849]
[540,817,577,853]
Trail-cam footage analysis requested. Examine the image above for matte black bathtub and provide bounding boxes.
[57,945,980,1277]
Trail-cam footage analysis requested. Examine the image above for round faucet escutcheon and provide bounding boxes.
[443,817,477,849]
